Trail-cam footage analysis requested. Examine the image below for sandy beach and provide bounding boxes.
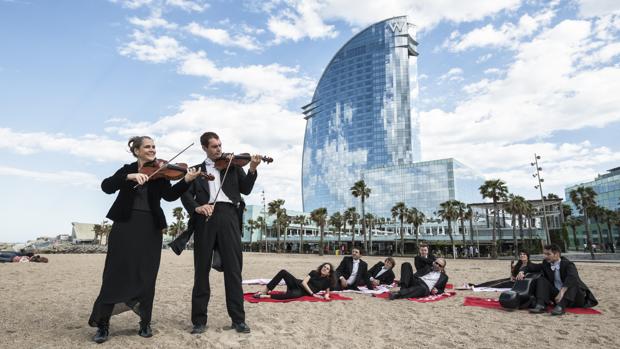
[0,252,618,348]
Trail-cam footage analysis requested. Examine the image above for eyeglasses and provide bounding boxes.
[433,261,445,268]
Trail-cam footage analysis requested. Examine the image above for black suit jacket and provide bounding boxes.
[368,262,395,285]
[414,255,436,275]
[102,162,190,230]
[181,162,257,234]
[336,256,372,288]
[411,271,449,295]
[524,257,598,307]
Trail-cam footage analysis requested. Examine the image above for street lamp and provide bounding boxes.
[261,189,268,253]
[531,154,551,245]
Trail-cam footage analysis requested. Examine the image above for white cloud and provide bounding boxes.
[438,67,464,82]
[179,51,314,102]
[166,0,208,12]
[576,0,620,18]
[267,0,338,43]
[445,8,556,52]
[0,166,100,189]
[185,22,262,51]
[110,0,154,9]
[129,10,178,30]
[420,18,620,197]
[119,30,186,63]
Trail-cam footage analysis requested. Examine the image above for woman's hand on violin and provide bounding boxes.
[195,204,214,216]
[249,154,261,173]
[127,173,149,185]
[184,167,201,183]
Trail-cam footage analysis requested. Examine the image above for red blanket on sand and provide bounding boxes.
[462,296,602,314]
[244,292,353,303]
[373,291,457,302]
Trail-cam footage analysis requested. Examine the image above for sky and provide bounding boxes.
[1,0,619,243]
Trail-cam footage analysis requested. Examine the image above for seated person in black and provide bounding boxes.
[526,244,598,315]
[253,263,336,301]
[335,248,372,290]
[368,257,396,287]
[389,258,449,300]
[414,243,436,276]
[469,250,536,288]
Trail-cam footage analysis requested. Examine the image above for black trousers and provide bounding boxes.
[398,262,431,298]
[533,277,586,307]
[192,203,244,326]
[266,269,309,300]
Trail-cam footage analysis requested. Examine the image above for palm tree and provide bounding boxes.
[351,180,371,252]
[438,200,460,259]
[246,219,258,251]
[391,202,408,255]
[169,207,186,239]
[267,199,285,252]
[310,207,328,256]
[454,200,467,251]
[256,216,267,252]
[570,186,597,259]
[479,179,509,258]
[328,212,343,252]
[363,213,376,255]
[93,224,102,245]
[589,206,606,252]
[565,216,581,251]
[292,215,308,254]
[465,206,475,246]
[600,208,616,253]
[278,210,290,252]
[344,207,359,249]
[505,194,526,258]
[406,207,426,253]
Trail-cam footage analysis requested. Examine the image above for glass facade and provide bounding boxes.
[301,16,483,217]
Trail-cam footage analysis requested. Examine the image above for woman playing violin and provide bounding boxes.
[88,136,200,343]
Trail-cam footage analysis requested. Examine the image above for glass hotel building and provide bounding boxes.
[302,16,482,217]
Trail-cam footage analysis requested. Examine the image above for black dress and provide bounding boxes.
[89,162,189,327]
[266,270,331,300]
[473,261,534,288]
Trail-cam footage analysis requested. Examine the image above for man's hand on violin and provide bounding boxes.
[127,173,149,185]
[196,204,214,217]
[249,154,261,173]
[184,167,201,183]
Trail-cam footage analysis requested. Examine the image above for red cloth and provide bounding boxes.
[463,296,602,314]
[374,291,457,302]
[244,292,352,303]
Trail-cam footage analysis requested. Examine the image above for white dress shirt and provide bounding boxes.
[347,259,360,285]
[204,158,232,204]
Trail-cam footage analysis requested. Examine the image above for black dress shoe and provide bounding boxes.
[93,325,109,344]
[191,324,207,334]
[388,292,399,300]
[229,322,251,333]
[551,304,566,316]
[138,323,153,338]
[529,303,546,314]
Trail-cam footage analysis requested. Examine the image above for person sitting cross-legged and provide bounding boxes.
[388,258,448,300]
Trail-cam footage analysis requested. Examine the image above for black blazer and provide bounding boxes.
[368,262,395,285]
[524,257,598,307]
[181,162,257,233]
[414,255,436,275]
[336,256,372,288]
[102,162,190,230]
[408,270,449,295]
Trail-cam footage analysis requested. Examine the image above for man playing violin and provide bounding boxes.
[181,131,261,334]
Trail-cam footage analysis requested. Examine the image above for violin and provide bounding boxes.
[140,159,215,181]
[214,153,273,170]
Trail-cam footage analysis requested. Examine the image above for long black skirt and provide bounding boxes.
[89,210,162,327]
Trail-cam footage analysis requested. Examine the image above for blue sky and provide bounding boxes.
[1,0,619,242]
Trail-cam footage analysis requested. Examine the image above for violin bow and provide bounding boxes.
[205,152,235,223]
[133,142,194,188]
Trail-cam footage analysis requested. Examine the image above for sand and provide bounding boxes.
[0,252,618,348]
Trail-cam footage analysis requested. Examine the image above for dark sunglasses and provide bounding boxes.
[433,261,445,268]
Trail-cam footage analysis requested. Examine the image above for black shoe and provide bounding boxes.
[228,322,251,333]
[138,323,153,338]
[191,324,207,334]
[551,304,565,316]
[93,325,109,344]
[388,292,399,300]
[529,303,546,314]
